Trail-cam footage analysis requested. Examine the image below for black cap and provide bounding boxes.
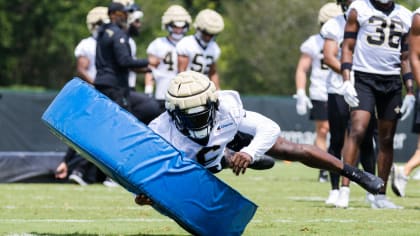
[108,2,127,14]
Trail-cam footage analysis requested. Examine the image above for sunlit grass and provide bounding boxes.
[0,162,419,235]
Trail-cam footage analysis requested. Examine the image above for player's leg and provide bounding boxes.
[370,75,402,208]
[359,117,377,175]
[265,137,383,194]
[325,93,348,204]
[129,91,162,125]
[310,100,330,182]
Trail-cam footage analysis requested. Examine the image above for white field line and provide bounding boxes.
[1,218,419,224]
[0,218,172,223]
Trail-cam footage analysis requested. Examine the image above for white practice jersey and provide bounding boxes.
[74,36,97,80]
[350,0,412,75]
[415,7,420,16]
[146,37,178,100]
[176,35,221,76]
[300,34,329,101]
[321,15,347,95]
[128,37,137,89]
[148,90,280,172]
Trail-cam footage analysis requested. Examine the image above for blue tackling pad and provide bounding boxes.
[41,78,257,236]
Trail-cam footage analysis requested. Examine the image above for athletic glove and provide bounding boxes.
[341,80,359,107]
[400,94,415,121]
[293,89,313,115]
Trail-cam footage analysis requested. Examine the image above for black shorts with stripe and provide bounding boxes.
[353,71,402,120]
[310,100,328,121]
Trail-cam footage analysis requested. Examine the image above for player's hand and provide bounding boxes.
[55,162,68,179]
[230,151,252,176]
[135,194,153,206]
[293,89,313,115]
[400,94,415,121]
[341,80,359,107]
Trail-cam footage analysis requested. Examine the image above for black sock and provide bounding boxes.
[340,164,361,182]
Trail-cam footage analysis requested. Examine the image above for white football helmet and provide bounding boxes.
[376,0,392,3]
[193,9,224,35]
[112,0,134,6]
[162,5,192,29]
[165,71,218,144]
[318,2,342,25]
[128,10,143,25]
[86,6,110,35]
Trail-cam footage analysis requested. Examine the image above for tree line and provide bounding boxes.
[0,0,418,95]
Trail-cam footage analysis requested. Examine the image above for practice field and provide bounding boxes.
[1,162,419,236]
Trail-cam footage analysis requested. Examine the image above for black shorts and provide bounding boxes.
[353,71,402,120]
[310,100,328,121]
[412,89,420,133]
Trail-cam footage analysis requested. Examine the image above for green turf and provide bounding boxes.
[1,162,419,235]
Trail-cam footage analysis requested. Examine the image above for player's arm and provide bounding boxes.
[230,110,280,175]
[294,53,311,91]
[409,14,420,90]
[323,39,340,74]
[178,55,189,72]
[208,63,220,90]
[144,54,160,96]
[76,56,94,84]
[341,9,359,82]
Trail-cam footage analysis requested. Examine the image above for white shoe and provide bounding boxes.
[370,194,403,209]
[412,169,420,180]
[335,187,350,208]
[103,177,119,187]
[325,189,339,205]
[391,164,408,197]
[69,170,88,186]
[366,192,375,205]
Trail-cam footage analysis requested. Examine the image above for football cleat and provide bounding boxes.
[390,164,408,197]
[370,194,403,209]
[335,187,350,208]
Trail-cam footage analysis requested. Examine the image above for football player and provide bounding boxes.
[294,2,342,183]
[321,0,378,208]
[176,9,223,89]
[391,7,420,198]
[135,71,384,205]
[74,6,109,84]
[340,0,413,208]
[144,5,192,111]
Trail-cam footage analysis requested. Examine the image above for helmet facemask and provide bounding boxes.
[171,101,217,145]
[167,22,189,41]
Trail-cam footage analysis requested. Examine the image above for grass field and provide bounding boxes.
[1,162,420,236]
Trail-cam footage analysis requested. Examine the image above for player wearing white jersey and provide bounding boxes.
[391,8,420,198]
[145,5,192,111]
[74,7,109,84]
[294,2,342,184]
[177,9,223,89]
[340,0,413,209]
[135,71,384,205]
[321,0,377,208]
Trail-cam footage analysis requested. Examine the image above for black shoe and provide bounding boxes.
[249,155,275,170]
[68,170,88,186]
[352,169,384,194]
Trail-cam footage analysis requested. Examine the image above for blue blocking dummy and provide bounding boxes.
[42,78,257,236]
